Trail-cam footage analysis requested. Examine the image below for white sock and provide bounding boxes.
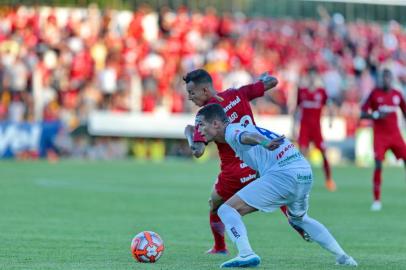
[217,204,253,256]
[290,214,346,258]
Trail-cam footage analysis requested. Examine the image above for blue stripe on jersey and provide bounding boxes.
[238,131,257,146]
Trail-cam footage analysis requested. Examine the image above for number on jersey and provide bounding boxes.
[255,127,281,140]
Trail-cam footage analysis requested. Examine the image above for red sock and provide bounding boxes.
[373,168,382,201]
[210,212,226,250]
[280,205,288,217]
[322,154,332,180]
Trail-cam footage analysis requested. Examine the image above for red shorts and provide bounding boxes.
[214,172,257,201]
[374,134,406,161]
[298,126,325,150]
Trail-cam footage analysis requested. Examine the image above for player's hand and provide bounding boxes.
[191,142,205,158]
[372,111,388,119]
[257,72,278,90]
[378,111,388,119]
[264,135,285,151]
[184,125,195,147]
[184,125,194,136]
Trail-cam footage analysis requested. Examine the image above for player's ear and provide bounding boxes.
[213,119,222,128]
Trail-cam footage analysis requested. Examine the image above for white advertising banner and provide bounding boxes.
[88,111,347,141]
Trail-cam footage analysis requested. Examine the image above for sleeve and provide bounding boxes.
[237,81,265,101]
[225,124,239,144]
[361,91,373,113]
[225,125,252,151]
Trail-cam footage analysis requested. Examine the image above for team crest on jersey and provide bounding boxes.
[315,94,321,101]
[393,95,400,105]
[377,97,383,103]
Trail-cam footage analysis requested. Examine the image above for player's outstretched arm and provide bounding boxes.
[184,125,206,158]
[240,132,285,151]
[257,72,278,91]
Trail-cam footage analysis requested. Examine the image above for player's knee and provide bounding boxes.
[209,197,223,213]
[287,211,305,226]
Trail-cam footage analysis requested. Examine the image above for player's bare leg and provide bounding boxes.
[301,144,336,192]
[371,159,383,211]
[320,147,336,192]
[217,195,260,268]
[207,189,228,254]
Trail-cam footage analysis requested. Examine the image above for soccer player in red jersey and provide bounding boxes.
[184,69,309,254]
[296,68,336,192]
[360,68,406,211]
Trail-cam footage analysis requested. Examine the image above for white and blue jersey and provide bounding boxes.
[225,123,310,177]
[225,123,313,215]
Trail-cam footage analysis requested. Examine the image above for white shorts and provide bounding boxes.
[236,167,313,217]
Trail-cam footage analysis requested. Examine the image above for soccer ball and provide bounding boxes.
[131,231,164,263]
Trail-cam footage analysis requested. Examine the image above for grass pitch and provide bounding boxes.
[0,159,405,269]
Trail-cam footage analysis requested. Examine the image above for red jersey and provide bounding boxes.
[297,87,328,129]
[193,81,265,191]
[361,88,406,138]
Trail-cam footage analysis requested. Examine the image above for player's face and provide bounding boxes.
[382,70,392,89]
[186,81,209,107]
[196,115,217,142]
[308,71,317,89]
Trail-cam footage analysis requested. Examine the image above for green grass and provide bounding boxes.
[0,159,405,269]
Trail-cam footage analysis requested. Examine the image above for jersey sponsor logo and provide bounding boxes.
[223,96,241,113]
[240,173,256,183]
[231,227,240,238]
[276,143,295,160]
[297,173,312,183]
[240,162,248,168]
[378,105,398,113]
[277,152,304,167]
[301,100,322,108]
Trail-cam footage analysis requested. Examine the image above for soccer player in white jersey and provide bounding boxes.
[196,103,357,268]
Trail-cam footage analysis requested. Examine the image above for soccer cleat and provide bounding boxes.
[206,247,229,255]
[336,254,358,266]
[370,201,382,211]
[220,253,261,268]
[325,178,337,192]
[288,221,312,242]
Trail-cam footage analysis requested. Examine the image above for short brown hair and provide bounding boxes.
[197,103,228,124]
[183,69,213,84]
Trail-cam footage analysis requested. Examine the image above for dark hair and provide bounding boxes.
[197,103,228,124]
[183,69,213,84]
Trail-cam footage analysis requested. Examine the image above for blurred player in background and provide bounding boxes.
[196,103,357,268]
[360,68,406,211]
[183,69,308,254]
[295,67,336,191]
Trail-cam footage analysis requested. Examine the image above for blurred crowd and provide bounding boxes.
[1,4,406,139]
